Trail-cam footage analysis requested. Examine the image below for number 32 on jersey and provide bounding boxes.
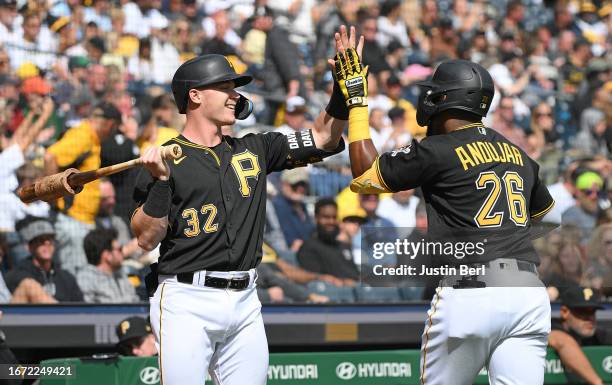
[474,171,527,228]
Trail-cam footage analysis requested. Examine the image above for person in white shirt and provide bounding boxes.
[368,108,392,153]
[377,0,410,48]
[6,13,55,70]
[543,162,579,224]
[377,190,420,238]
[150,21,180,85]
[274,96,309,136]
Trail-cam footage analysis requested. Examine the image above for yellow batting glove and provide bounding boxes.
[333,48,368,109]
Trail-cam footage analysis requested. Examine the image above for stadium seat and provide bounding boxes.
[307,281,356,302]
[354,286,402,303]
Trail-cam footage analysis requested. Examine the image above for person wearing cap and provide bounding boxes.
[4,216,83,302]
[297,198,359,284]
[272,168,315,252]
[116,316,157,356]
[132,28,348,380]
[45,102,122,274]
[562,170,604,241]
[383,75,422,139]
[548,286,610,385]
[16,76,65,141]
[77,228,139,303]
[274,96,309,136]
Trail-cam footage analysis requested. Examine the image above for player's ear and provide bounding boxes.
[188,88,201,107]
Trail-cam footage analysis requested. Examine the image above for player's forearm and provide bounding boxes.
[550,332,603,385]
[347,107,378,177]
[131,207,168,251]
[558,348,602,385]
[312,111,345,151]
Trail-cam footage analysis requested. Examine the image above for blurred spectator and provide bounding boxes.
[314,0,358,77]
[297,198,359,283]
[360,16,391,80]
[562,170,604,241]
[83,0,112,33]
[138,94,180,152]
[337,204,367,268]
[87,64,108,103]
[573,2,607,57]
[77,228,139,303]
[498,0,526,37]
[585,224,612,291]
[45,102,121,273]
[544,161,579,224]
[359,194,397,266]
[11,76,64,140]
[577,86,610,157]
[369,107,392,152]
[149,19,180,85]
[274,96,309,136]
[122,0,169,39]
[272,168,314,252]
[490,95,527,149]
[6,12,55,70]
[560,39,592,102]
[377,0,409,48]
[548,286,610,385]
[260,6,304,125]
[96,178,141,262]
[384,75,422,139]
[201,9,238,57]
[116,316,157,357]
[544,238,588,293]
[257,243,329,303]
[382,106,412,151]
[377,190,420,238]
[5,216,83,302]
[429,18,459,61]
[0,0,18,43]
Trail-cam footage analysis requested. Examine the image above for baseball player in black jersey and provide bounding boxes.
[332,30,555,384]
[131,48,353,384]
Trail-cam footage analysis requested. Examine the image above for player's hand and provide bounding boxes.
[333,48,368,108]
[141,146,170,181]
[308,293,329,303]
[267,287,285,303]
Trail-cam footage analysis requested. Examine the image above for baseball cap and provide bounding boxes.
[560,286,604,310]
[575,171,604,190]
[16,62,39,79]
[281,167,309,185]
[21,76,52,95]
[92,102,122,122]
[286,96,306,114]
[116,316,152,343]
[68,56,91,71]
[19,218,55,243]
[339,206,367,223]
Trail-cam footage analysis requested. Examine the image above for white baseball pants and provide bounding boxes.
[149,270,268,385]
[420,286,551,385]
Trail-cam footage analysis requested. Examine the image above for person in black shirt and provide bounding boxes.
[132,50,347,384]
[297,198,359,283]
[5,217,83,302]
[549,286,610,385]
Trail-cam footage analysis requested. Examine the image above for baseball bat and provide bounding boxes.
[17,144,182,204]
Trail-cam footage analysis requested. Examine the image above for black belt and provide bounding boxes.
[176,272,250,290]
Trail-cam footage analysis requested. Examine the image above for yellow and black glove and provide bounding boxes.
[333,48,368,109]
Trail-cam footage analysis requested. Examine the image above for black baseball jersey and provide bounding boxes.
[377,122,554,265]
[134,132,343,275]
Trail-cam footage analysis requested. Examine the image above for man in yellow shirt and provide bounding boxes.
[44,103,121,273]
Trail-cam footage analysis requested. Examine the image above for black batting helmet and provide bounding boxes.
[171,54,252,114]
[415,59,494,127]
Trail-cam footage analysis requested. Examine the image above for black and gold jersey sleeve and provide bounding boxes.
[259,132,291,174]
[133,168,156,208]
[529,159,555,219]
[377,139,439,192]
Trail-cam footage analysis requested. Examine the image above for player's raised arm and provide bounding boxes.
[327,25,379,177]
[311,26,363,153]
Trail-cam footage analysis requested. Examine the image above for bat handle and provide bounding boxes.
[160,144,182,160]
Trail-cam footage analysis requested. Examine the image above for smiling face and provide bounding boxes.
[188,80,239,125]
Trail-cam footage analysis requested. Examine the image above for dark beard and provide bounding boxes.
[317,225,339,244]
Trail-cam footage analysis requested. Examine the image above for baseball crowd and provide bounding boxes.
[0,0,609,308]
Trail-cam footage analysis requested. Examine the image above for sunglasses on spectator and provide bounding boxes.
[604,239,612,246]
[499,104,513,110]
[580,188,600,196]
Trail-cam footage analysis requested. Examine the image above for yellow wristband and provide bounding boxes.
[348,107,370,143]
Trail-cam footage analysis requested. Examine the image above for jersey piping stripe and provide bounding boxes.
[530,199,555,219]
[456,122,485,131]
[159,282,166,385]
[375,157,393,192]
[421,287,442,385]
[171,137,221,166]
